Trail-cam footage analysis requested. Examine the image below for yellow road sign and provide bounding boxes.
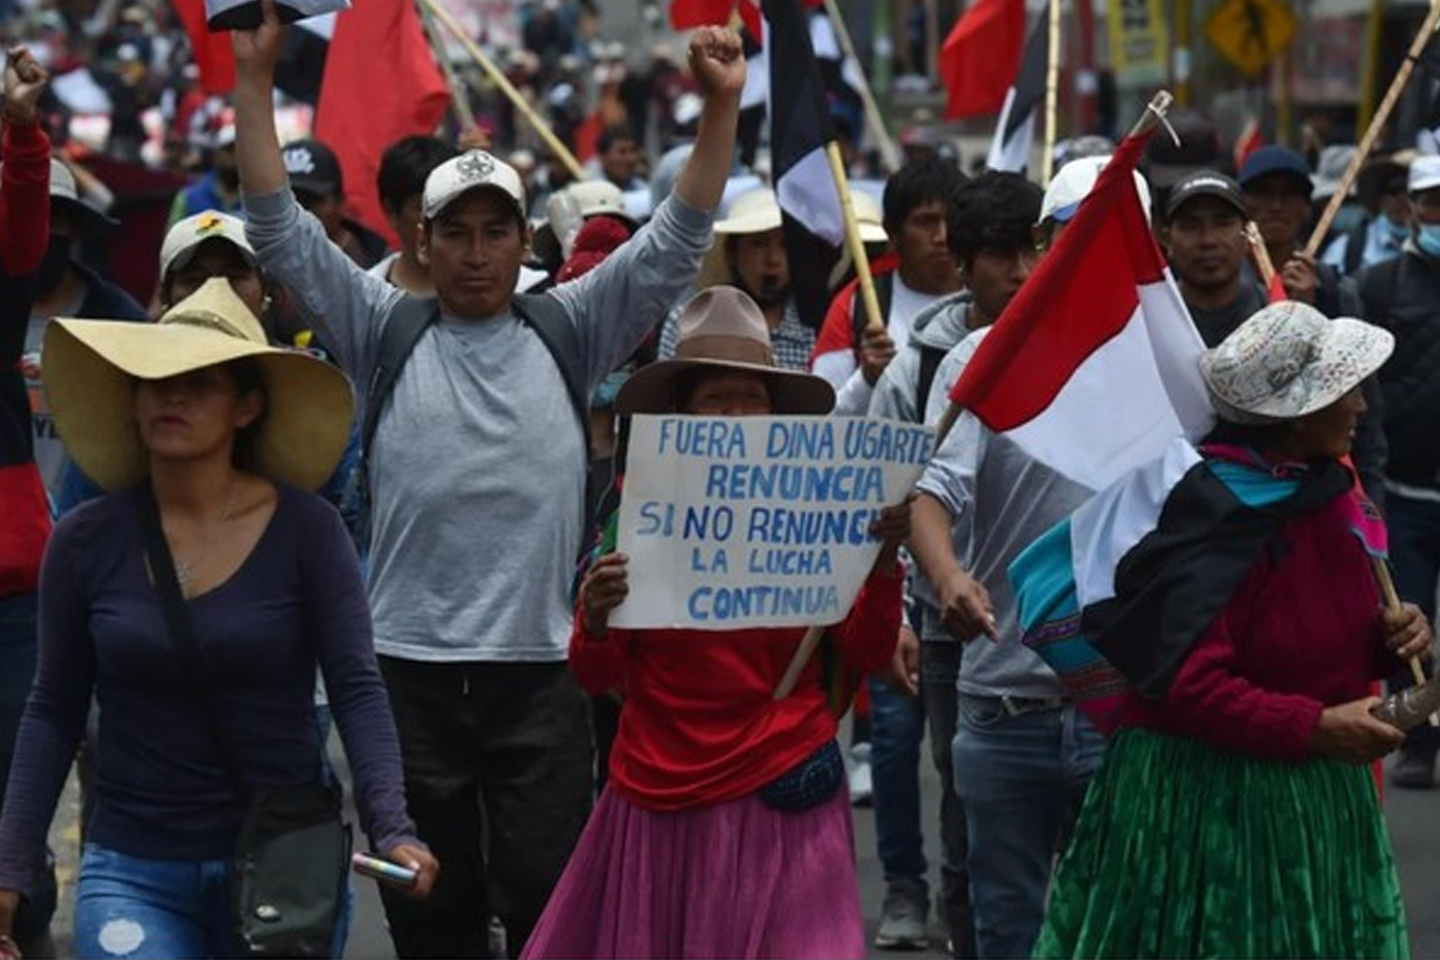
[1204,0,1298,76]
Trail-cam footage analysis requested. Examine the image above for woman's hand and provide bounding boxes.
[1311,697,1405,764]
[1381,602,1433,663]
[0,889,19,959]
[3,47,48,126]
[580,553,629,640]
[384,844,439,901]
[870,495,913,575]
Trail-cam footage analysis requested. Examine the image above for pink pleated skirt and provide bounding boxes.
[520,782,865,959]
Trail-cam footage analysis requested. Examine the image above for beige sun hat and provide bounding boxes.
[42,278,355,492]
[695,188,784,289]
[1199,300,1393,425]
[614,286,834,415]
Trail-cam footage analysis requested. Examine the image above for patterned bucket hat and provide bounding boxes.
[1199,301,1393,424]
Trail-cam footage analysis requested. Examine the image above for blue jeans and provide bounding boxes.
[952,696,1104,960]
[869,675,926,885]
[0,593,56,950]
[74,845,350,959]
[1384,490,1440,753]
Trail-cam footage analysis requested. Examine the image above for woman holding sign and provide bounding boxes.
[522,286,910,960]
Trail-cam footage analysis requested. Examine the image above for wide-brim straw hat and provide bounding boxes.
[1199,300,1393,425]
[43,277,355,492]
[615,285,834,415]
[695,187,784,290]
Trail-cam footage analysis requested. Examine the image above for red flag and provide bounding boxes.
[938,0,1025,119]
[172,0,235,94]
[314,0,449,247]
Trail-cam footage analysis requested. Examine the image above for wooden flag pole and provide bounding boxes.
[415,0,478,132]
[773,141,886,703]
[821,0,902,173]
[1040,0,1063,185]
[415,0,586,181]
[931,89,1174,446]
[1245,221,1277,284]
[1304,0,1440,258]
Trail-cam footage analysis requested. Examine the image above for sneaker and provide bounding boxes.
[875,877,929,950]
[848,742,873,807]
[1392,748,1437,789]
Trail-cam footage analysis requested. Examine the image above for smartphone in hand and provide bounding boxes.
[351,852,418,888]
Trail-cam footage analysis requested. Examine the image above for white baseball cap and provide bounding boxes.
[1407,155,1440,194]
[1039,155,1152,225]
[422,150,527,222]
[160,210,257,280]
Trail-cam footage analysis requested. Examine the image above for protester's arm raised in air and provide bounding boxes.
[1,46,51,276]
[231,0,400,376]
[548,28,745,391]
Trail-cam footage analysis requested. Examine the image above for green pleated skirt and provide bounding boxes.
[1034,728,1408,959]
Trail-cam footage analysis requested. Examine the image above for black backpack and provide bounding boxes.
[353,293,590,540]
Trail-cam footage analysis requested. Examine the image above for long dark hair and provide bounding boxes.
[1201,416,1294,453]
[226,357,268,472]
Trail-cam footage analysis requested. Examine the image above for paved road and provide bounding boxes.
[43,736,1437,959]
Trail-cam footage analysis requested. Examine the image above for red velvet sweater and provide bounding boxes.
[1116,495,1392,760]
[570,567,902,811]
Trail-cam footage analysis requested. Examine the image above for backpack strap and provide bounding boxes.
[915,343,946,423]
[1358,255,1401,330]
[1343,219,1367,276]
[513,292,589,432]
[848,270,896,348]
[362,295,439,458]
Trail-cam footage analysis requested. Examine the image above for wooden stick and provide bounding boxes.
[823,141,885,334]
[1245,221,1277,284]
[415,0,477,132]
[1304,0,1440,258]
[931,89,1174,447]
[1040,0,1062,185]
[821,0,902,173]
[773,625,826,700]
[1374,558,1435,724]
[415,0,586,181]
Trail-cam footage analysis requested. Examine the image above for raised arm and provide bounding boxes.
[670,28,744,214]
[230,3,287,196]
[1,47,51,275]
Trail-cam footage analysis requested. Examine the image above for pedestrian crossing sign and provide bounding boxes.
[1204,0,1298,77]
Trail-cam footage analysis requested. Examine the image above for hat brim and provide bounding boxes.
[1204,317,1394,424]
[614,357,835,416]
[53,195,120,231]
[43,319,355,492]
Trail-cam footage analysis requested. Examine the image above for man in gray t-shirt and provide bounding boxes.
[232,9,747,955]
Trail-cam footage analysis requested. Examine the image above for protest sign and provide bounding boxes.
[612,415,933,630]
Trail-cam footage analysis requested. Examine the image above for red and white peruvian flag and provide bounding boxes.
[950,130,1213,492]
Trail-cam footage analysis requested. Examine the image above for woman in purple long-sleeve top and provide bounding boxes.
[0,277,438,959]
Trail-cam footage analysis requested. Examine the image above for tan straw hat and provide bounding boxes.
[614,286,834,415]
[1199,301,1393,425]
[43,278,355,492]
[695,188,784,289]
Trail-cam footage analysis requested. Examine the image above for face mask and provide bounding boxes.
[34,236,72,294]
[1379,213,1408,241]
[1417,223,1440,259]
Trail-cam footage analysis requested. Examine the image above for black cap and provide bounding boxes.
[1164,171,1247,221]
[282,139,343,198]
[1144,108,1222,189]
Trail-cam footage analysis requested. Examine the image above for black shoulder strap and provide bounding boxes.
[1359,256,1402,330]
[849,271,896,347]
[362,295,440,458]
[136,487,246,795]
[513,292,588,430]
[1344,219,1367,276]
[915,343,946,422]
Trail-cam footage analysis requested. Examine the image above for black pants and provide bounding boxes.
[377,658,594,958]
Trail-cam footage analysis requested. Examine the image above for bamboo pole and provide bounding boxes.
[415,0,477,132]
[774,141,889,702]
[1041,0,1063,185]
[1304,0,1440,259]
[822,0,903,173]
[931,89,1175,448]
[1374,558,1437,725]
[415,0,586,181]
